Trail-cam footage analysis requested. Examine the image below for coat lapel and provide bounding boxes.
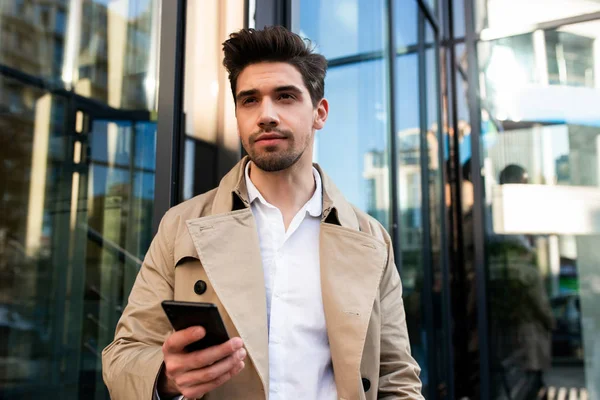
[186,208,269,395]
[320,224,387,399]
[317,164,388,399]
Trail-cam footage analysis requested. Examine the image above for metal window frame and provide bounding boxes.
[417,0,441,34]
[417,10,438,400]
[433,4,455,399]
[326,45,427,68]
[385,0,401,273]
[440,0,470,397]
[463,0,492,399]
[153,0,187,233]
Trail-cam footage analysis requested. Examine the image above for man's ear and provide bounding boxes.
[313,98,329,130]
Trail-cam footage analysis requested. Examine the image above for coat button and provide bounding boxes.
[194,280,207,295]
[362,377,371,392]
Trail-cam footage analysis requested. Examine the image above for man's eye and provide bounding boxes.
[242,98,257,105]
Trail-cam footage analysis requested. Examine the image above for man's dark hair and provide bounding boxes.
[222,26,327,107]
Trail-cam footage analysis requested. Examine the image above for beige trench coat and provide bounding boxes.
[102,157,423,400]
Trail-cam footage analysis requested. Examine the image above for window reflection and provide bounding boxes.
[396,54,421,280]
[449,42,482,399]
[299,0,387,59]
[425,31,450,398]
[179,0,244,201]
[395,51,436,396]
[453,0,465,38]
[317,60,392,229]
[395,0,418,48]
[479,21,600,399]
[0,0,160,397]
[73,0,160,109]
[476,0,600,34]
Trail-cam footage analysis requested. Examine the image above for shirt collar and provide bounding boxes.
[244,161,323,217]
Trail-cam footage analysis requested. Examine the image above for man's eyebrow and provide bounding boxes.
[236,89,258,101]
[235,85,303,101]
[274,85,303,94]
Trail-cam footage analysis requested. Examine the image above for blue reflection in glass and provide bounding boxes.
[395,0,418,48]
[134,122,157,170]
[300,0,386,59]
[316,60,390,228]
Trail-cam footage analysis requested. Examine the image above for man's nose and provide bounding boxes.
[257,99,279,129]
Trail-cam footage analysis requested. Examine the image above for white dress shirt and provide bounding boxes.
[245,162,337,400]
[158,163,337,400]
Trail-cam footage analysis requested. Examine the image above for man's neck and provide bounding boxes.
[249,158,316,230]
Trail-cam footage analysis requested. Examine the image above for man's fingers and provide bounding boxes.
[163,326,206,354]
[178,361,246,399]
[176,349,247,388]
[185,337,244,369]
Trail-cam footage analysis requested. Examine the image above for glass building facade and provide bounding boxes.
[1,0,599,399]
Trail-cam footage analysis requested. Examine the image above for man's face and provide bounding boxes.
[235,62,328,172]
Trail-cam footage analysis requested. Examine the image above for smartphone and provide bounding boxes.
[161,301,230,352]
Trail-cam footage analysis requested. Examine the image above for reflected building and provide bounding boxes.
[0,0,160,398]
[476,9,600,399]
[364,128,441,255]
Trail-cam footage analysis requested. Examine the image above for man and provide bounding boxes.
[102,26,423,400]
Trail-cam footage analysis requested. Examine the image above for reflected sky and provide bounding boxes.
[316,60,389,211]
[300,0,438,222]
[299,0,386,59]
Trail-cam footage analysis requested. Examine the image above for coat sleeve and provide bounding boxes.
[101,212,178,400]
[378,239,425,399]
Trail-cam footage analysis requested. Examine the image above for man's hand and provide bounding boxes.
[158,326,247,399]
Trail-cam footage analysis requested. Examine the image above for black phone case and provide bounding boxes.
[161,301,230,352]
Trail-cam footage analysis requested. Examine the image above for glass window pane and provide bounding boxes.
[134,122,157,170]
[476,0,600,33]
[426,24,449,398]
[478,21,600,399]
[394,52,427,392]
[0,78,71,395]
[395,0,418,48]
[0,0,160,109]
[316,59,391,230]
[451,42,480,399]
[299,0,387,59]
[74,0,161,108]
[452,0,465,38]
[180,0,244,202]
[0,0,160,397]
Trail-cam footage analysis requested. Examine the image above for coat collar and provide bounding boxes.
[211,156,361,231]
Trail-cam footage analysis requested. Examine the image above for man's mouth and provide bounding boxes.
[254,132,288,146]
[255,133,286,142]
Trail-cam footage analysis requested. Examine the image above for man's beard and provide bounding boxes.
[246,129,306,172]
